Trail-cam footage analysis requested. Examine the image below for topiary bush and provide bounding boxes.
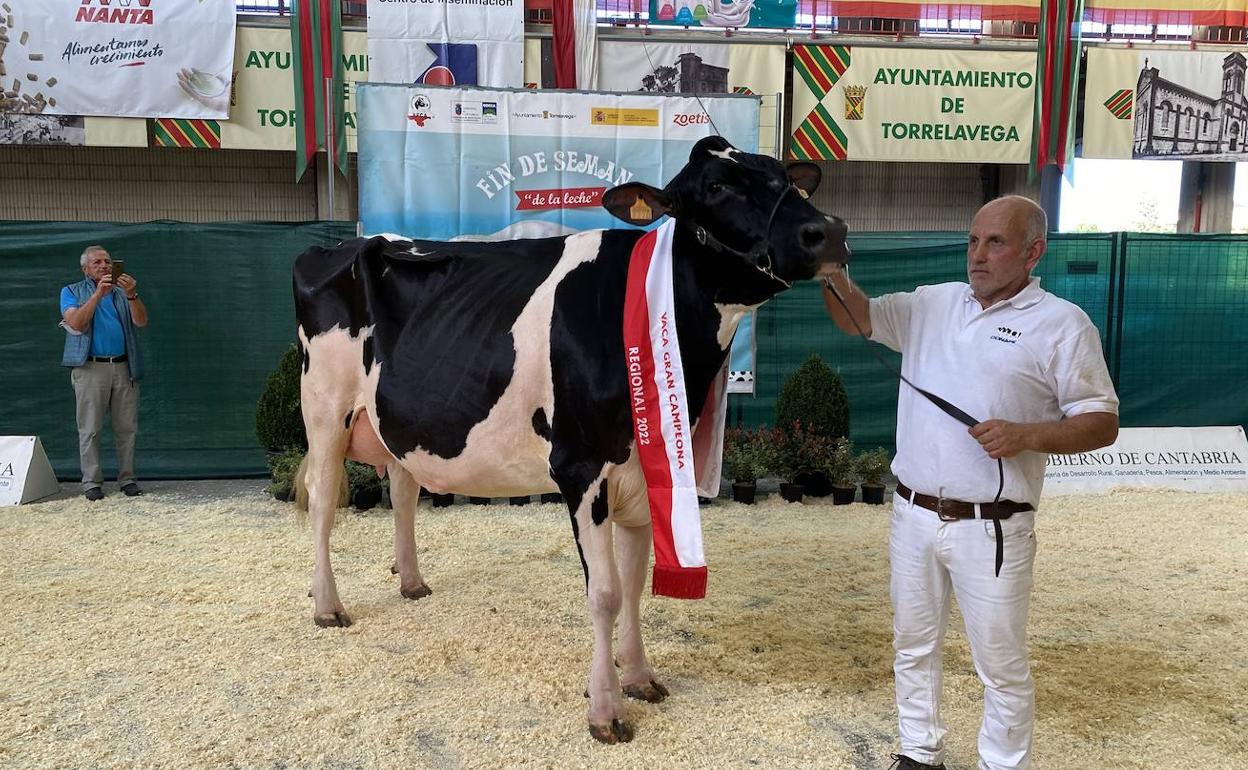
[774,354,850,446]
[255,343,308,452]
[266,447,305,501]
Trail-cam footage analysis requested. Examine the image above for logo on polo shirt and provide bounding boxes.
[990,326,1022,345]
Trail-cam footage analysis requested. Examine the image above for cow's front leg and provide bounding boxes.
[566,476,633,744]
[388,464,432,600]
[615,521,668,703]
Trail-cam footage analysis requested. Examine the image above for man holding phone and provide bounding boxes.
[60,245,149,501]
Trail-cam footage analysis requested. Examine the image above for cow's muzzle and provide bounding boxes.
[805,215,851,273]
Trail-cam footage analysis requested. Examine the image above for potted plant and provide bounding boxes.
[346,460,386,511]
[855,447,892,505]
[774,355,850,496]
[255,343,308,455]
[265,447,305,502]
[828,437,857,505]
[769,422,832,504]
[723,426,764,504]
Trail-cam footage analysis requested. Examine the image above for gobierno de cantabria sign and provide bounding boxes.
[790,45,1035,163]
[1044,426,1248,496]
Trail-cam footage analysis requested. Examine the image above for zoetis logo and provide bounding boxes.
[407,94,434,128]
[76,0,154,25]
[672,113,710,127]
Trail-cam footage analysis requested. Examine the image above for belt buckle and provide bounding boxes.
[935,497,959,521]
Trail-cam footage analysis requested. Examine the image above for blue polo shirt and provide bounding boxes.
[61,285,126,357]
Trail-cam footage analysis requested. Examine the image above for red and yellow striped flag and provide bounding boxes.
[151,118,221,149]
[790,45,851,161]
[291,0,346,181]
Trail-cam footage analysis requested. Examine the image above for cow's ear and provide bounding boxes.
[787,162,821,198]
[602,183,671,225]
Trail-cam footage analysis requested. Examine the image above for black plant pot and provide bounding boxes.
[861,484,886,505]
[731,481,757,504]
[509,496,530,506]
[779,482,805,503]
[431,493,455,508]
[831,485,857,505]
[352,486,383,511]
[540,492,563,504]
[469,496,491,505]
[794,471,833,497]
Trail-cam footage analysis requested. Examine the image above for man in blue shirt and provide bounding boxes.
[60,246,149,501]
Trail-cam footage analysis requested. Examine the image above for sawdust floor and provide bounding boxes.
[1,483,1245,770]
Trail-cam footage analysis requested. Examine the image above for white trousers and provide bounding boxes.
[890,492,1037,770]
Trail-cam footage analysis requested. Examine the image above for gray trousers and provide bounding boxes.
[71,361,139,490]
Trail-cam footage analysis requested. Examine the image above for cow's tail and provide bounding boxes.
[291,453,349,522]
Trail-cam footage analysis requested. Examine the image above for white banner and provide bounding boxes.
[791,45,1035,163]
[1044,426,1248,496]
[367,0,523,88]
[0,0,236,119]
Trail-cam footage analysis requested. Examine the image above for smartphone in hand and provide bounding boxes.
[110,259,126,284]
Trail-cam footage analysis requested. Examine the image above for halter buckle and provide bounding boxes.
[694,227,708,247]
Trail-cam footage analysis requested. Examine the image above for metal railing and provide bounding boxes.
[234,1,1246,44]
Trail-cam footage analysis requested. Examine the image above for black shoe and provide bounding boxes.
[84,487,104,501]
[121,483,143,497]
[888,755,946,770]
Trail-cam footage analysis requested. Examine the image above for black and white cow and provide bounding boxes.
[292,136,848,743]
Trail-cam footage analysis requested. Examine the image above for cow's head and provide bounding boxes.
[603,136,849,302]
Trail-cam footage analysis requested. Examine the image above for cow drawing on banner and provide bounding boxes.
[291,136,850,743]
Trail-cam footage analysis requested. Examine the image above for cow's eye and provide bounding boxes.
[707,182,725,195]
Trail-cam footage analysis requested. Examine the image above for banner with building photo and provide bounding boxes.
[357,85,762,391]
[790,45,1035,163]
[0,0,236,119]
[367,0,523,88]
[1082,47,1248,161]
[596,41,785,158]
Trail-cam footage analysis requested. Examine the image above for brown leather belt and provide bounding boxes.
[895,481,1032,521]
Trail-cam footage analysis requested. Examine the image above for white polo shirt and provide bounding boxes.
[869,278,1119,508]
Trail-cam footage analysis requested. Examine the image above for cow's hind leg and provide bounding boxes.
[388,462,432,600]
[304,434,352,628]
[615,521,669,703]
[563,473,632,744]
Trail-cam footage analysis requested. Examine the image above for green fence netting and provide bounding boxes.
[737,231,1248,454]
[2,224,1245,479]
[1,221,354,480]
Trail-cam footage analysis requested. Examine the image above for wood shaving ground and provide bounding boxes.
[0,484,1244,769]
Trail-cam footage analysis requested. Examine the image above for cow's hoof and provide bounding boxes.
[401,584,432,600]
[314,611,353,628]
[623,679,670,703]
[588,719,633,744]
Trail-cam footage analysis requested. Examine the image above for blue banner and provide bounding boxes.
[357,84,763,391]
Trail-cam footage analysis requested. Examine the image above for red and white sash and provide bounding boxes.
[623,219,707,600]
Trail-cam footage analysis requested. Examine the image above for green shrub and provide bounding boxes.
[346,460,386,494]
[723,426,770,484]
[827,437,856,487]
[766,421,833,483]
[854,447,892,487]
[255,343,308,452]
[775,354,850,445]
[266,447,305,498]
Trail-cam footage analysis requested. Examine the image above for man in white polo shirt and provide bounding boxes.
[822,195,1119,770]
